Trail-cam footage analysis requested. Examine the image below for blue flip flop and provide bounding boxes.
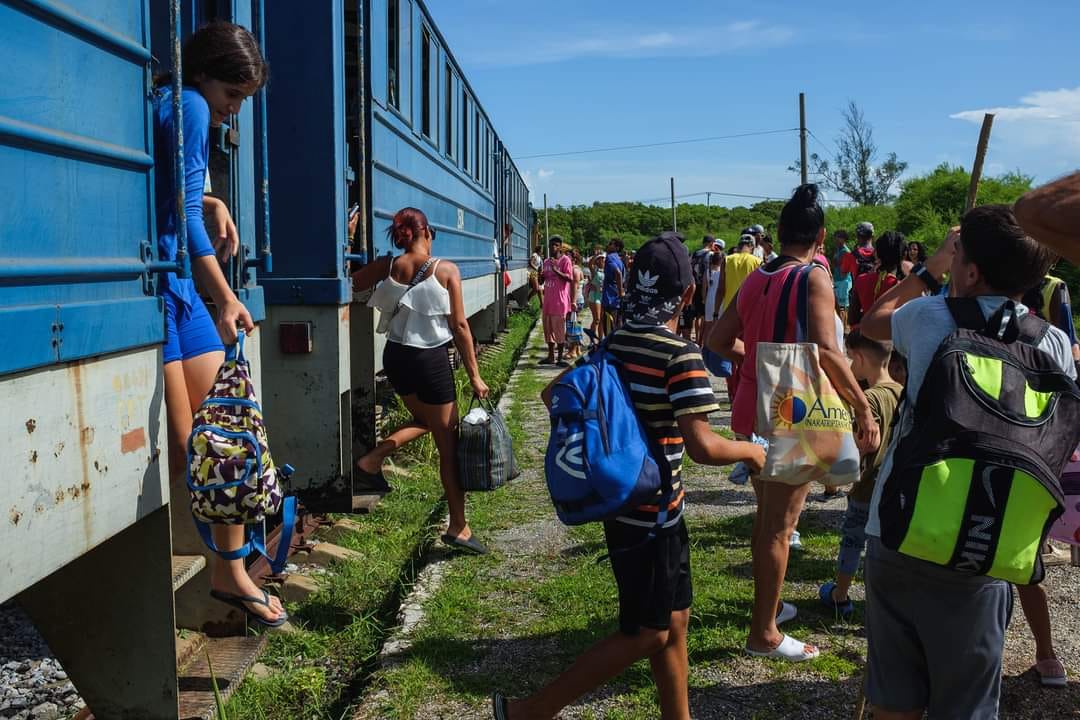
[818,581,854,620]
[210,589,289,628]
[491,691,509,719]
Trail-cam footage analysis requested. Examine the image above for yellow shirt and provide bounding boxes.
[722,253,762,311]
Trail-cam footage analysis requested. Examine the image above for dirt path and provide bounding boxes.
[352,322,1080,719]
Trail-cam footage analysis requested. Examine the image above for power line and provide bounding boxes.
[807,128,838,159]
[516,128,799,160]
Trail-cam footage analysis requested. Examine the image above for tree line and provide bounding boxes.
[534,164,1078,314]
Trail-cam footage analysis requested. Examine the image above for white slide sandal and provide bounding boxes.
[776,601,797,625]
[745,634,820,662]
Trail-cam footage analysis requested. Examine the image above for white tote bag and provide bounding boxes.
[755,266,859,485]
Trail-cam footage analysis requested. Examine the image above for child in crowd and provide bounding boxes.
[819,330,903,618]
[493,233,765,720]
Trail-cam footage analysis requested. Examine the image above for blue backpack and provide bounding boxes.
[545,343,673,529]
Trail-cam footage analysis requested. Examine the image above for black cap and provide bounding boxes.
[623,231,692,324]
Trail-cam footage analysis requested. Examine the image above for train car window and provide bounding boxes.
[420,27,432,139]
[473,111,481,182]
[387,0,400,109]
[462,93,470,173]
[444,63,455,158]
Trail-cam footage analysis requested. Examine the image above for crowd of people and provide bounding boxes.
[159,24,1077,720]
[500,185,1079,720]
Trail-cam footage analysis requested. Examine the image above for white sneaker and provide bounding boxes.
[789,530,803,550]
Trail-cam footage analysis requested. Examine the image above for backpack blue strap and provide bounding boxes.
[269,496,297,575]
[192,495,297,574]
[225,330,247,363]
[193,516,257,561]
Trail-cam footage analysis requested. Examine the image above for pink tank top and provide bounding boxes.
[731,262,819,436]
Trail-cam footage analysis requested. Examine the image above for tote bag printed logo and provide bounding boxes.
[773,390,809,427]
[757,343,860,485]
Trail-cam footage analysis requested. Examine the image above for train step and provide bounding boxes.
[172,555,207,592]
[178,634,266,720]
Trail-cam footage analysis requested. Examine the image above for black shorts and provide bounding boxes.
[383,341,456,405]
[604,518,692,635]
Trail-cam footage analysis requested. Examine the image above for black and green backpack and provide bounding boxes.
[879,298,1080,584]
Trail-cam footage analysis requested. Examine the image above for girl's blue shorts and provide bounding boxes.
[163,290,224,363]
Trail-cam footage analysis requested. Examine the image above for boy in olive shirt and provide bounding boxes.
[819,330,902,617]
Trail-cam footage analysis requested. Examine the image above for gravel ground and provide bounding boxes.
[0,604,83,720]
[356,325,1080,719]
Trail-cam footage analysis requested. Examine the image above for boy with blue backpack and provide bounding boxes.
[492,232,765,720]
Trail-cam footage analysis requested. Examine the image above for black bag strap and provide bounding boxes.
[386,256,438,326]
[771,263,812,342]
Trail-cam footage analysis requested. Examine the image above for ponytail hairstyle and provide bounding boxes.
[387,207,433,249]
[778,184,825,250]
[875,231,906,273]
[156,22,268,88]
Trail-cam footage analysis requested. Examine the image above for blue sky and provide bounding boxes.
[427,0,1080,208]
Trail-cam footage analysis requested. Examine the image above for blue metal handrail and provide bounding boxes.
[249,0,273,274]
[169,0,190,280]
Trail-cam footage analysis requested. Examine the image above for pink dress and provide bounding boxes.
[731,262,828,436]
[542,255,573,316]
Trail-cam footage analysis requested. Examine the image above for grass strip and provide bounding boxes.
[362,343,861,718]
[225,302,540,720]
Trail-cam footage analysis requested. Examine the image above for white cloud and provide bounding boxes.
[538,168,555,179]
[469,20,794,66]
[950,87,1080,154]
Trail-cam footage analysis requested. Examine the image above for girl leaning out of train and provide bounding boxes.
[352,207,492,555]
[154,23,283,625]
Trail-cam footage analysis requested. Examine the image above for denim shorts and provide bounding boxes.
[836,499,870,576]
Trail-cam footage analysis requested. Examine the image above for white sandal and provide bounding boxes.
[776,601,797,625]
[745,634,820,662]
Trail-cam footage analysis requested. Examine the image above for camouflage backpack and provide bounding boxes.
[187,331,296,573]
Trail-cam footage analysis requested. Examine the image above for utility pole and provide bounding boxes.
[543,192,549,247]
[799,92,808,185]
[706,192,711,233]
[670,177,677,232]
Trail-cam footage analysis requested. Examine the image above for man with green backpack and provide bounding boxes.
[861,205,1080,720]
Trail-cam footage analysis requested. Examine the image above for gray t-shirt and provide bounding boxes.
[865,295,1077,538]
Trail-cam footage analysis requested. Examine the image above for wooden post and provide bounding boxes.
[965,113,995,212]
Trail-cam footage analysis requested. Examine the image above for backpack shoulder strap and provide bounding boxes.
[945,297,988,332]
[1017,312,1051,347]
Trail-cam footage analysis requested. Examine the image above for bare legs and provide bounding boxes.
[354,394,472,539]
[507,609,691,720]
[1016,583,1058,664]
[747,478,812,652]
[164,354,284,623]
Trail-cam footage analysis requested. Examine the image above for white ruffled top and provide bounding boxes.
[368,257,453,348]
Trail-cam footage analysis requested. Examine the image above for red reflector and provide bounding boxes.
[279,322,313,354]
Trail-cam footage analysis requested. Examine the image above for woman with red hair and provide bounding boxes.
[352,207,490,553]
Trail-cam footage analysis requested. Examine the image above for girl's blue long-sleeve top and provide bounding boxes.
[153,86,216,309]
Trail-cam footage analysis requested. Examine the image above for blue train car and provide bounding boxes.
[259,0,531,511]
[0,0,530,714]
[0,1,274,716]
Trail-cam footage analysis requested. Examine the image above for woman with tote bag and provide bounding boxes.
[708,184,879,662]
